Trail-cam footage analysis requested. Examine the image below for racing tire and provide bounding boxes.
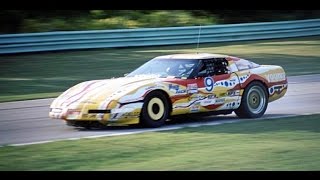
[140,91,170,128]
[235,81,268,118]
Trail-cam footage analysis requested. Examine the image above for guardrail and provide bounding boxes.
[1,18,320,54]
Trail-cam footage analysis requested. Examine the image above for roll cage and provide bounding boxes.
[188,58,229,78]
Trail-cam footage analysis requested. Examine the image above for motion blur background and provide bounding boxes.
[1,10,320,34]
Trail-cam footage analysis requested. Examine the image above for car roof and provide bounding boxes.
[154,53,229,60]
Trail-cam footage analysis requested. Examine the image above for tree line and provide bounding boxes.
[1,10,319,34]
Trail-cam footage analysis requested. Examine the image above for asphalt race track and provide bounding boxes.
[1,74,320,146]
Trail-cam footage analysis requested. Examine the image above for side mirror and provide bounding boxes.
[123,73,128,77]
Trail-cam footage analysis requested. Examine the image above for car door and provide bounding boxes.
[189,58,242,113]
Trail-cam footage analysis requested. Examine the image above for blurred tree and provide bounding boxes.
[1,10,320,34]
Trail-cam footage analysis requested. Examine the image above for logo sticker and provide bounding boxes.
[187,83,198,94]
[169,84,186,94]
[190,105,200,112]
[200,99,216,106]
[266,73,286,82]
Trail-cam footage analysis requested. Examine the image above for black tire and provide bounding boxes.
[235,81,268,118]
[140,91,170,128]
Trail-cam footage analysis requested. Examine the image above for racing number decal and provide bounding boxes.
[204,77,214,91]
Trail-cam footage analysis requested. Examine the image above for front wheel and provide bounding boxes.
[235,81,268,118]
[140,91,170,128]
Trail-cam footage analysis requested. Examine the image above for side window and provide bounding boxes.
[204,60,215,76]
[196,62,211,77]
[213,58,229,75]
[197,58,229,77]
[198,63,207,75]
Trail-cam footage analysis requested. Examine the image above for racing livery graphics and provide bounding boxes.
[49,53,288,128]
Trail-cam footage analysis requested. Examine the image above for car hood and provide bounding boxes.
[50,75,163,109]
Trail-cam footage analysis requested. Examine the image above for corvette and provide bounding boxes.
[49,53,288,128]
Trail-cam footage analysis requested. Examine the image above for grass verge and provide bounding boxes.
[1,114,320,170]
[1,36,320,102]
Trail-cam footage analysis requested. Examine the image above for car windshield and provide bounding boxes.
[126,58,198,78]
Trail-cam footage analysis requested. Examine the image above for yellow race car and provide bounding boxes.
[49,53,287,128]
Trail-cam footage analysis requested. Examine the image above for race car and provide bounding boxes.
[49,53,288,128]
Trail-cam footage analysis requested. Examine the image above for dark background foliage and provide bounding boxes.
[1,10,320,34]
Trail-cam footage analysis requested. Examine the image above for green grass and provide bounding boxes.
[1,114,320,170]
[1,36,320,102]
[0,92,60,102]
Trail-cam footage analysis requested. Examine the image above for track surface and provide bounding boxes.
[1,74,320,146]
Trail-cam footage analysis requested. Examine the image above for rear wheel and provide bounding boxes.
[140,91,169,128]
[235,81,268,118]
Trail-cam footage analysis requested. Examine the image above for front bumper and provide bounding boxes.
[49,105,143,126]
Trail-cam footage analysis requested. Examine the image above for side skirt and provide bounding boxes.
[170,110,233,119]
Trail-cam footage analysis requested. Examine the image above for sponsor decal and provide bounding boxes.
[190,105,200,112]
[176,89,187,94]
[207,94,216,99]
[215,98,225,104]
[187,83,198,94]
[227,90,240,96]
[169,84,179,90]
[189,94,206,101]
[204,77,214,91]
[199,94,223,106]
[174,95,205,108]
[266,73,286,82]
[200,99,216,106]
[169,84,186,94]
